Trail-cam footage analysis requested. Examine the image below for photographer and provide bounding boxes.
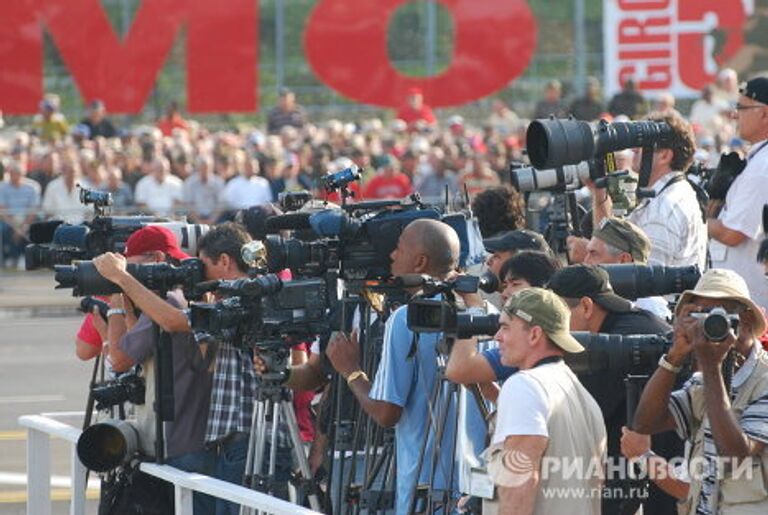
[584,217,671,320]
[480,229,553,309]
[92,226,216,514]
[445,250,561,393]
[94,223,296,513]
[486,287,605,514]
[450,264,675,512]
[590,111,707,270]
[633,269,768,513]
[325,219,483,514]
[708,77,768,310]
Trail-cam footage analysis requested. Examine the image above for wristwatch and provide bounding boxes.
[106,308,126,318]
[346,370,369,385]
[658,354,682,374]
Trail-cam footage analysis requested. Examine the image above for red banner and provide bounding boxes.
[604,0,749,98]
[0,0,537,114]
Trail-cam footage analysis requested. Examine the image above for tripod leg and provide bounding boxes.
[240,399,267,515]
[240,398,265,515]
[281,399,321,512]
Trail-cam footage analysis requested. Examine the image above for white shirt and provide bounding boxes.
[41,177,90,224]
[710,140,768,309]
[219,175,273,210]
[629,171,707,270]
[493,362,559,445]
[134,174,183,216]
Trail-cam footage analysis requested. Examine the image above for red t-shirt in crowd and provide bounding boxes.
[77,313,103,350]
[396,105,436,126]
[363,174,412,200]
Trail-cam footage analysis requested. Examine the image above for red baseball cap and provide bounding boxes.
[123,226,190,261]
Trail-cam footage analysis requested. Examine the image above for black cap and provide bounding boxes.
[740,77,768,105]
[547,264,632,313]
[236,203,283,241]
[483,229,550,254]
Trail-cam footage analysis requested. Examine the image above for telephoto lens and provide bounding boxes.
[526,118,671,170]
[600,264,700,300]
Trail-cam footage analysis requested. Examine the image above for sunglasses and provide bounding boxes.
[733,104,764,111]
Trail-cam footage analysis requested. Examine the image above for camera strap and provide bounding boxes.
[531,355,563,368]
[638,145,655,188]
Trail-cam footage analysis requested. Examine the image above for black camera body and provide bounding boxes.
[91,372,146,411]
[189,272,337,351]
[406,275,501,340]
[407,298,500,339]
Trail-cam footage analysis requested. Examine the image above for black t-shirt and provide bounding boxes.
[581,309,671,450]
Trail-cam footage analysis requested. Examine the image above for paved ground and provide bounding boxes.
[0,269,99,514]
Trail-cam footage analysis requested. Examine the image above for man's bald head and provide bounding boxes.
[402,219,460,276]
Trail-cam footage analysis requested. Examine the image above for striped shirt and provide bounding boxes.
[669,343,768,514]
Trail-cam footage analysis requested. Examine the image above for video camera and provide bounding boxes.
[53,258,206,298]
[600,264,700,300]
[526,118,671,174]
[25,217,209,270]
[264,200,475,281]
[189,272,337,352]
[405,274,501,339]
[25,186,209,270]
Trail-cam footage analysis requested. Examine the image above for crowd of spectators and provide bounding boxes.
[0,70,749,269]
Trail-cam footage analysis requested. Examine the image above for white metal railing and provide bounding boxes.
[17,412,323,515]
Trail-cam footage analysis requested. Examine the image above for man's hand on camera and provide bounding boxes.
[668,304,698,366]
[326,330,360,379]
[447,272,484,308]
[93,252,129,283]
[692,325,735,371]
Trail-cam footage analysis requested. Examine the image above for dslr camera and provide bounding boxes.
[690,307,740,342]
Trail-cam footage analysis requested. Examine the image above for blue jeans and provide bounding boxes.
[213,432,293,515]
[166,449,217,514]
[213,434,249,515]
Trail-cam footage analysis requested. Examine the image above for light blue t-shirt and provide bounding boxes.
[0,180,40,217]
[481,347,518,381]
[370,303,485,514]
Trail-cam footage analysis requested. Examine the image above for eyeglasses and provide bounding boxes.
[733,104,764,111]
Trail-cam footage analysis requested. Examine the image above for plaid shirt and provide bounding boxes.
[205,342,257,442]
[205,341,292,450]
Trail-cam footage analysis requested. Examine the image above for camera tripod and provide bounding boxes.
[408,337,489,515]
[324,292,399,515]
[240,349,321,514]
